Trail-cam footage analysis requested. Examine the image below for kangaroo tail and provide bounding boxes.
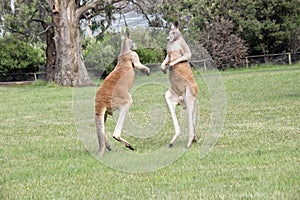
[95,112,106,156]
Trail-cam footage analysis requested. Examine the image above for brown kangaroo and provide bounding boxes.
[161,21,198,148]
[95,35,150,156]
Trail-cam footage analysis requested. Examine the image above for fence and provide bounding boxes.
[1,53,299,84]
[0,66,46,84]
[245,52,300,67]
[189,52,300,69]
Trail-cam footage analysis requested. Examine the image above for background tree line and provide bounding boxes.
[158,0,300,69]
[0,0,299,84]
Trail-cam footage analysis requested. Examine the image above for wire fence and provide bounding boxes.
[245,52,300,67]
[189,52,300,70]
[0,66,46,84]
[1,52,300,84]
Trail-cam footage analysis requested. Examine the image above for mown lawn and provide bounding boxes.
[1,65,299,199]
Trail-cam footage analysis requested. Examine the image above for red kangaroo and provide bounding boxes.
[95,35,150,156]
[161,21,198,148]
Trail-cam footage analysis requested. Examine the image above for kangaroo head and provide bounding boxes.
[167,21,182,42]
[128,38,137,50]
[121,35,137,53]
[121,36,137,50]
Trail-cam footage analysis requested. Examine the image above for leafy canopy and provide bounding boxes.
[0,36,45,73]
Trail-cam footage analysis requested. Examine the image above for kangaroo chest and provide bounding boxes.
[167,42,183,63]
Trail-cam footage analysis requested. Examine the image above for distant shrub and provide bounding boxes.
[0,37,45,74]
[83,30,166,78]
[135,48,165,64]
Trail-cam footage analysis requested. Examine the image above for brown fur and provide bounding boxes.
[95,36,150,156]
[95,52,135,115]
[161,22,198,148]
[168,61,198,98]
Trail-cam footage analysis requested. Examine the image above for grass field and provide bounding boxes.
[1,65,299,199]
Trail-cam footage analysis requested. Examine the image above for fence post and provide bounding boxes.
[204,61,207,71]
[288,53,292,65]
[246,57,249,68]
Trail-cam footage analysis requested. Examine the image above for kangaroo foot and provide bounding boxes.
[97,148,105,156]
[113,136,121,142]
[125,143,135,151]
[193,137,197,143]
[106,143,111,151]
[113,136,134,151]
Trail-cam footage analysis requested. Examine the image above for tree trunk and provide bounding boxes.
[42,22,56,82]
[51,1,93,86]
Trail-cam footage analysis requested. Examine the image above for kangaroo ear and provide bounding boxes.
[126,27,130,39]
[170,22,174,29]
[174,21,179,28]
[174,21,179,30]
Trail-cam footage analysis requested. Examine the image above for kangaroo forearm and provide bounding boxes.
[134,63,148,70]
[170,54,191,66]
[134,63,150,75]
[162,58,169,66]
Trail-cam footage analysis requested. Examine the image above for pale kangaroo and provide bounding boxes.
[161,21,198,148]
[95,35,150,156]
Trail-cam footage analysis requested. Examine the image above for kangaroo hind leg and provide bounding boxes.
[95,110,107,156]
[112,100,135,151]
[103,111,111,151]
[185,87,197,148]
[165,89,181,147]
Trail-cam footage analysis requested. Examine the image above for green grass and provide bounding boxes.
[1,65,299,199]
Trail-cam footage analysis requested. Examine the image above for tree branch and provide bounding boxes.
[75,0,111,22]
[27,18,52,31]
[128,0,153,27]
[37,24,52,36]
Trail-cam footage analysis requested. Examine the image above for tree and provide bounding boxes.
[158,0,300,56]
[203,0,300,55]
[42,0,121,86]
[1,0,130,86]
[83,28,166,78]
[201,17,248,70]
[1,0,164,86]
[83,34,117,77]
[156,0,248,69]
[1,0,50,76]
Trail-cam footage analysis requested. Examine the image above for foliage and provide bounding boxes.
[129,27,167,49]
[155,1,249,69]
[155,0,193,29]
[157,0,300,57]
[129,27,167,63]
[0,0,48,42]
[201,17,248,70]
[83,35,117,74]
[200,0,300,55]
[0,36,45,73]
[135,48,165,64]
[1,0,134,85]
[1,65,299,199]
[2,0,299,75]
[83,28,167,77]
